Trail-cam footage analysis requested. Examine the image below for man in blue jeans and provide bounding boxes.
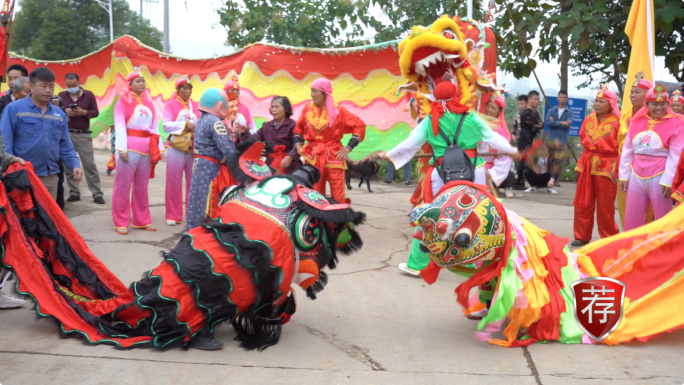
[382,161,414,186]
[544,90,573,187]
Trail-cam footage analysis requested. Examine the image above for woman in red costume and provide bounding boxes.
[112,69,161,235]
[294,78,366,202]
[571,85,621,247]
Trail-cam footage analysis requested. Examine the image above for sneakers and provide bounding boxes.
[555,180,561,187]
[504,188,514,198]
[0,292,26,309]
[94,196,105,204]
[524,187,537,193]
[189,330,224,350]
[381,180,392,185]
[546,188,558,194]
[398,263,420,276]
[166,220,177,226]
[405,181,415,187]
[67,195,81,202]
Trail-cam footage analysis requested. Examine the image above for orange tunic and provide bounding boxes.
[575,113,620,180]
[573,112,620,242]
[294,102,366,170]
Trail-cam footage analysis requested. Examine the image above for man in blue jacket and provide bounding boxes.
[1,67,83,199]
[544,90,573,186]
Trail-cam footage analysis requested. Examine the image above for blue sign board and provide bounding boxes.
[543,96,588,137]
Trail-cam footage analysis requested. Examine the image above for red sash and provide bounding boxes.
[269,145,287,174]
[126,130,161,178]
[193,155,237,218]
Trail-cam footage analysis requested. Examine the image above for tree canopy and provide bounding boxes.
[11,0,163,60]
[216,0,484,48]
[496,0,684,96]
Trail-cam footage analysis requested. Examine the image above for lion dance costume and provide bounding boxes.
[411,181,684,346]
[0,141,365,350]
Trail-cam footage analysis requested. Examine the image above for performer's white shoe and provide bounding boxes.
[398,263,420,276]
[166,220,177,226]
[0,292,25,309]
[465,308,489,320]
[504,188,514,198]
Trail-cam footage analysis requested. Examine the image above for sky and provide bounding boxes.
[122,1,682,99]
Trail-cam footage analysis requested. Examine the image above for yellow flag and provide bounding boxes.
[617,0,656,228]
[622,0,655,114]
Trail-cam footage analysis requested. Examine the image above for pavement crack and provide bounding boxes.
[522,346,543,385]
[331,219,412,276]
[83,234,183,250]
[0,350,327,371]
[293,322,386,371]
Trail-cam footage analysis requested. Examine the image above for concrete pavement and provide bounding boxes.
[1,150,682,385]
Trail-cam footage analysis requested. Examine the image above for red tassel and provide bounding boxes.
[420,261,442,284]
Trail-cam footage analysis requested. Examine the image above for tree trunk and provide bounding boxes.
[560,38,569,91]
[559,0,571,91]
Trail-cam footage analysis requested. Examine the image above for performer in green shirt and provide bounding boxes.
[379,81,518,276]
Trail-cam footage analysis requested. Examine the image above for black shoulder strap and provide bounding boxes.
[438,112,467,146]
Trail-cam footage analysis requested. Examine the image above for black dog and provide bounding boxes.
[345,159,380,193]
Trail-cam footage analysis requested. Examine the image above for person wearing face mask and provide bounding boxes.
[294,78,366,203]
[58,73,103,205]
[112,69,161,235]
[237,96,301,174]
[162,75,198,227]
[619,84,684,231]
[186,88,237,233]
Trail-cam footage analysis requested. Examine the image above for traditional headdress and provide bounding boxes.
[596,83,622,118]
[632,71,653,91]
[430,82,470,136]
[491,90,510,141]
[311,78,339,124]
[120,68,144,105]
[170,75,191,100]
[223,74,240,92]
[646,83,669,103]
[669,89,682,104]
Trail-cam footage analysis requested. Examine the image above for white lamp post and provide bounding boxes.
[94,0,114,42]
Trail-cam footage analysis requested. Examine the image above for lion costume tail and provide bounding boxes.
[575,204,684,345]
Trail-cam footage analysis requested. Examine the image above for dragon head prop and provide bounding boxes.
[398,15,496,110]
[410,182,507,272]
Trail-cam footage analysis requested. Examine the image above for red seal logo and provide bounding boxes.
[571,277,626,342]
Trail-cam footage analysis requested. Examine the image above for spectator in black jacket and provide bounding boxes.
[514,90,544,189]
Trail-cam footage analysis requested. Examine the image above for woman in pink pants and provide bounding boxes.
[619,84,684,231]
[162,76,198,226]
[112,70,160,235]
